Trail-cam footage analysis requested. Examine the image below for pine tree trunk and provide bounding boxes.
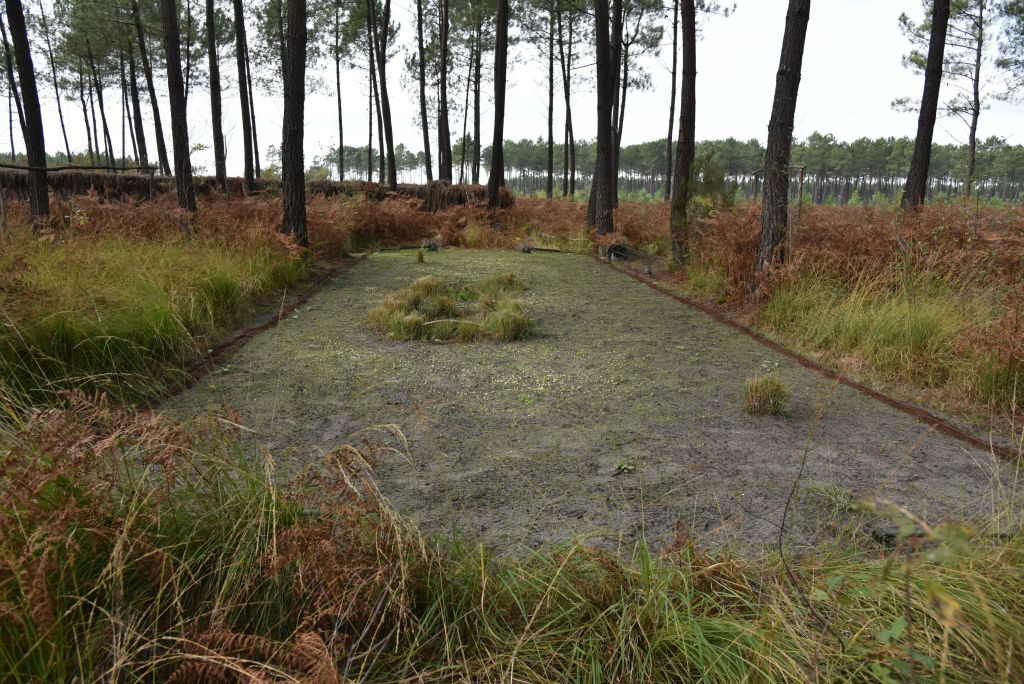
[755,0,811,274]
[78,68,95,163]
[206,0,227,191]
[0,14,25,139]
[472,23,482,184]
[244,36,261,176]
[458,47,472,183]
[901,0,949,209]
[127,46,149,168]
[281,0,308,246]
[36,1,71,160]
[665,0,679,200]
[591,0,615,234]
[416,0,432,181]
[86,44,115,166]
[546,1,554,199]
[158,0,197,212]
[133,0,172,175]
[367,0,397,189]
[669,0,695,263]
[487,0,509,208]
[438,0,452,180]
[965,1,984,203]
[365,65,373,181]
[4,0,47,224]
[335,4,344,181]
[232,0,255,191]
[118,51,135,166]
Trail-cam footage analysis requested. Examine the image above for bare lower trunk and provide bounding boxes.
[281,0,308,247]
[902,0,949,209]
[232,0,255,191]
[206,0,227,191]
[416,0,432,181]
[591,0,615,234]
[4,0,47,223]
[755,0,811,275]
[158,0,197,212]
[669,0,695,263]
[665,0,679,200]
[488,0,509,208]
[133,0,171,174]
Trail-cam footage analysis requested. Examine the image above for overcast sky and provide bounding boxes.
[34,0,1023,177]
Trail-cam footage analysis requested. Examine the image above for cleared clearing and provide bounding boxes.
[165,250,1010,553]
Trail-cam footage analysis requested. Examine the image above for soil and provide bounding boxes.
[164,250,1015,555]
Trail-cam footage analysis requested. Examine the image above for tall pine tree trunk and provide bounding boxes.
[158,0,197,211]
[86,43,115,166]
[664,0,679,200]
[206,0,227,191]
[472,23,482,184]
[281,0,308,246]
[367,0,397,189]
[5,0,47,224]
[591,0,615,234]
[36,1,71,160]
[669,0,695,263]
[232,0,255,191]
[901,0,949,209]
[487,0,509,208]
[133,0,172,175]
[78,68,95,163]
[244,36,261,176]
[755,0,811,274]
[416,0,432,181]
[965,0,984,203]
[334,3,344,181]
[0,14,25,140]
[546,0,554,198]
[127,45,149,167]
[438,0,452,181]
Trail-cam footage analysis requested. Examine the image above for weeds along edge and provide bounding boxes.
[146,254,369,407]
[595,254,1016,461]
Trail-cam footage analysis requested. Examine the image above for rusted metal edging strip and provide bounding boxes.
[149,254,368,405]
[596,256,1015,461]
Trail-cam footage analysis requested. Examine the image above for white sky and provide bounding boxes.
[32,0,1023,177]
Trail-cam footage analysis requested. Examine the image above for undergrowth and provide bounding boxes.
[367,273,533,342]
[1,397,1022,682]
[0,195,348,411]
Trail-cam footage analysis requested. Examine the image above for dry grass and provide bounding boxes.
[367,273,533,342]
[1,397,1022,682]
[744,373,791,416]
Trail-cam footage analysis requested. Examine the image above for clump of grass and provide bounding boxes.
[744,372,791,416]
[3,399,1024,683]
[367,273,533,342]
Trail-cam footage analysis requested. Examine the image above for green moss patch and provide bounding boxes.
[367,273,534,342]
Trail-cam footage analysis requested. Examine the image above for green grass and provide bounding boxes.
[744,373,791,416]
[2,402,1022,682]
[0,235,307,411]
[759,272,1021,412]
[367,273,534,342]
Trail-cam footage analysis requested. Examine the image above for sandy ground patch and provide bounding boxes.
[165,250,1014,554]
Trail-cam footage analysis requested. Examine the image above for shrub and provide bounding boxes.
[743,373,791,416]
[367,274,533,342]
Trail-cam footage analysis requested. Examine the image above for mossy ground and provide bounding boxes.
[166,250,1011,554]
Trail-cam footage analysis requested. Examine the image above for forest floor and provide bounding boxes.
[165,249,1013,554]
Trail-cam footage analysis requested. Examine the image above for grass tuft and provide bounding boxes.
[744,373,791,416]
[367,273,533,342]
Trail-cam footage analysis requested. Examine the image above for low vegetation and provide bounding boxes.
[367,272,533,342]
[744,372,791,416]
[1,398,1021,682]
[0,195,347,413]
